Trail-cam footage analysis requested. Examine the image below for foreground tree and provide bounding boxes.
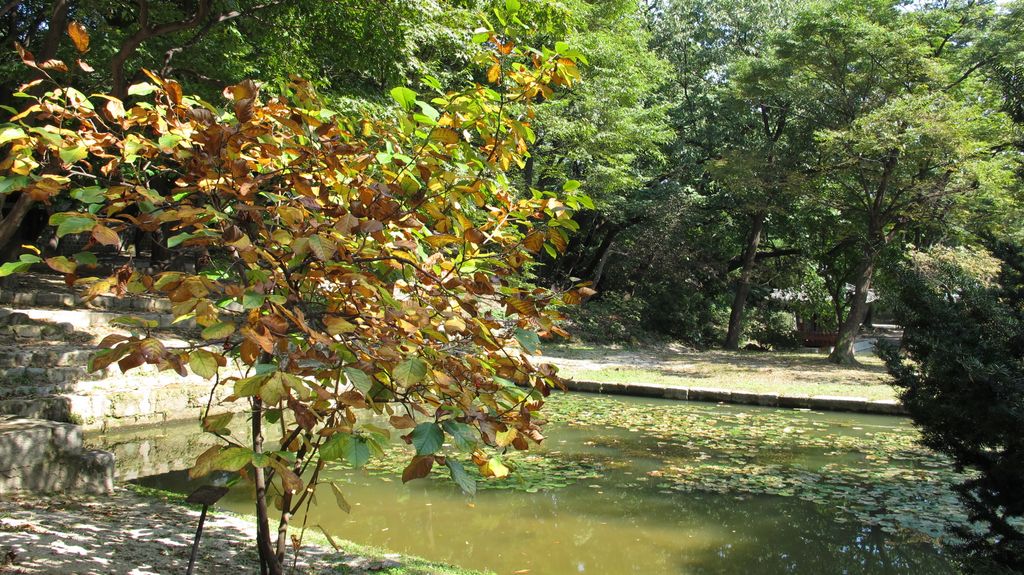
[883,244,1024,573]
[1,9,586,573]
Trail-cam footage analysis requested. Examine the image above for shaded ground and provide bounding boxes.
[540,343,897,401]
[0,489,486,575]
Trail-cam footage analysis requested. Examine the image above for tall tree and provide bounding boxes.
[747,0,1013,363]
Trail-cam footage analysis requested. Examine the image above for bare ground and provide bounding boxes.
[0,489,408,575]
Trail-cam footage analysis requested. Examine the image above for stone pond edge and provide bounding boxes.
[564,379,907,415]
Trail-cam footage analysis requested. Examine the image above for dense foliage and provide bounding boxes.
[883,244,1024,572]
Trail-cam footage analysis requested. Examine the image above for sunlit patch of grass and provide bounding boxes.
[542,344,898,401]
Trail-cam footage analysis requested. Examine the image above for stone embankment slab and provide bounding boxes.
[0,416,113,495]
[565,379,907,415]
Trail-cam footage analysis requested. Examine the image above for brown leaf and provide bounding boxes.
[117,351,144,373]
[39,59,68,73]
[164,80,183,105]
[287,397,317,431]
[67,21,90,53]
[92,225,120,247]
[401,456,435,483]
[389,414,416,429]
[272,460,303,494]
[15,43,36,67]
[139,338,167,363]
[260,314,289,335]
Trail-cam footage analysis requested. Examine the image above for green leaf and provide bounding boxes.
[446,459,477,496]
[127,82,158,96]
[233,373,269,397]
[442,421,478,452]
[0,176,29,195]
[320,433,369,467]
[190,446,251,478]
[344,367,373,393]
[393,357,428,387]
[202,411,233,433]
[411,422,444,456]
[390,87,418,111]
[0,260,33,277]
[189,349,220,379]
[166,232,194,248]
[59,146,88,164]
[562,179,581,192]
[242,291,265,309]
[330,482,351,513]
[158,133,182,151]
[348,436,371,468]
[505,0,520,13]
[416,100,440,121]
[0,126,25,145]
[44,256,76,274]
[319,433,353,462]
[259,372,286,404]
[201,321,235,340]
[54,215,95,238]
[73,252,97,266]
[515,328,541,354]
[213,447,252,472]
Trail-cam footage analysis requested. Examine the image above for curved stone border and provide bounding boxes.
[564,379,906,415]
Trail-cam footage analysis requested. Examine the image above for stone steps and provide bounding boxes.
[4,306,196,329]
[0,415,114,495]
[0,286,174,313]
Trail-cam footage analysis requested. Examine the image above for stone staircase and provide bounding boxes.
[0,273,245,493]
[0,308,226,431]
[0,415,114,495]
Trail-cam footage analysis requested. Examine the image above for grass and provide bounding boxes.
[542,342,899,401]
[128,484,490,575]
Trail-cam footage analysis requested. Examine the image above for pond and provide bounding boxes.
[89,393,970,575]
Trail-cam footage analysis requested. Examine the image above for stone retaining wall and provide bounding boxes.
[565,379,907,415]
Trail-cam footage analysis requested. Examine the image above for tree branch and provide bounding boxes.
[111,0,213,98]
[161,0,288,76]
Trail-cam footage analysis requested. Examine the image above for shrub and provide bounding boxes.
[881,244,1024,572]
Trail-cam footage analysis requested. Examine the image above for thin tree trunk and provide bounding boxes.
[252,398,282,575]
[581,225,621,281]
[829,257,875,364]
[725,213,765,349]
[591,240,616,290]
[38,0,67,62]
[0,193,35,257]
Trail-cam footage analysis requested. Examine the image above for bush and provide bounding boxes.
[747,308,801,350]
[566,291,651,344]
[881,244,1024,573]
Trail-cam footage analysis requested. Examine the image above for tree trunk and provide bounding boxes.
[0,193,36,258]
[591,238,615,290]
[252,398,283,575]
[725,213,766,350]
[39,0,68,62]
[581,225,621,282]
[829,257,875,365]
